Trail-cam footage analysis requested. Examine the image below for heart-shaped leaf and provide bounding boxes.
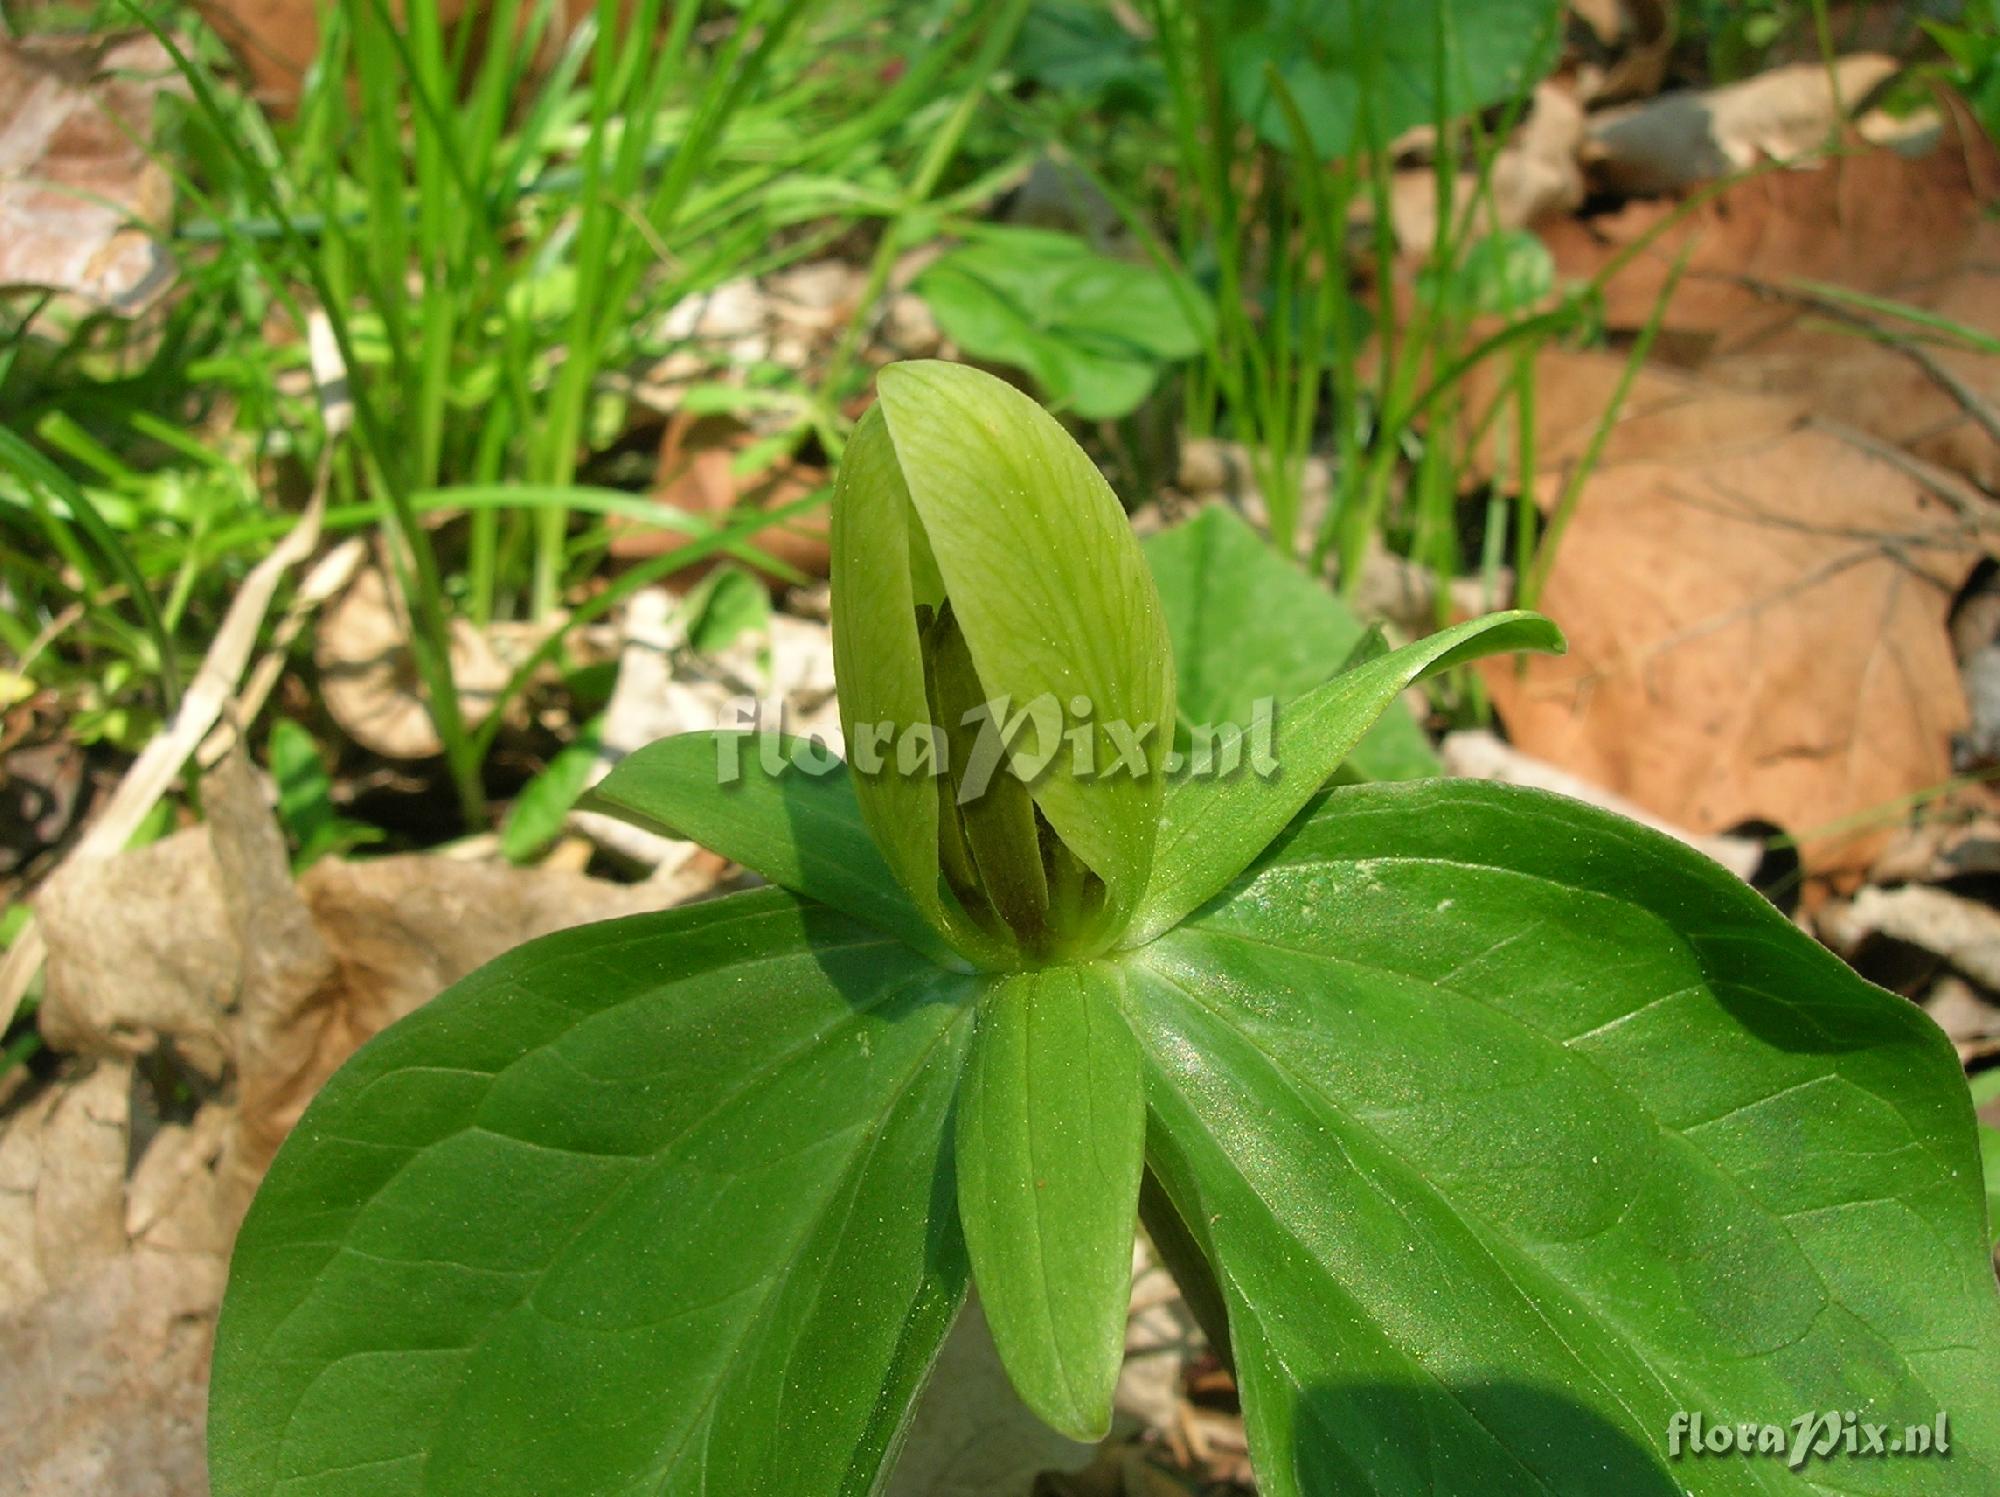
[916,228,1206,419]
[209,890,976,1496]
[1129,779,2000,1494]
[955,963,1144,1441]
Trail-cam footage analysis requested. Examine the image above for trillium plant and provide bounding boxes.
[212,363,2000,1495]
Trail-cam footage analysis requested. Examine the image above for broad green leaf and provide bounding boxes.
[956,964,1144,1440]
[1129,610,1562,943]
[1224,0,1564,159]
[1011,0,1164,107]
[914,230,1206,419]
[589,731,965,967]
[1127,779,2000,1494]
[210,890,978,1497]
[1142,504,1439,783]
[500,719,603,864]
[1981,1123,2000,1250]
[877,361,1175,942]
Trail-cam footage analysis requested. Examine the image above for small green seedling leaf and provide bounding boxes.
[916,227,1205,418]
[1010,0,1164,107]
[955,964,1144,1441]
[684,564,771,654]
[269,717,381,868]
[500,719,603,864]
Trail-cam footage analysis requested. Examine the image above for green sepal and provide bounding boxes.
[1143,504,1434,783]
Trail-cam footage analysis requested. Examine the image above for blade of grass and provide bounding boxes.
[0,427,180,706]
[1521,242,1693,607]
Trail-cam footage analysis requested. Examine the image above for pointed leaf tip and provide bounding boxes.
[1130,610,1564,944]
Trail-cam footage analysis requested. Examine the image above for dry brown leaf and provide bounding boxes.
[0,1061,132,1318]
[0,34,178,311]
[613,409,829,585]
[125,1102,234,1260]
[1924,976,2000,1058]
[1567,0,1673,103]
[199,748,340,1227]
[0,1058,233,1493]
[1484,353,1981,876]
[1870,793,2000,884]
[1549,107,2000,341]
[1702,267,2000,492]
[0,1069,230,1495]
[0,737,86,874]
[1546,106,2000,486]
[0,1245,222,1496]
[34,832,238,1078]
[1824,884,2000,991]
[314,565,509,760]
[1584,55,1899,194]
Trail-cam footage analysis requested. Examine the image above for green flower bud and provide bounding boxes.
[830,362,1175,968]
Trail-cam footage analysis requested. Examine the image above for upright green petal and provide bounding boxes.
[831,404,1004,966]
[876,361,1175,945]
